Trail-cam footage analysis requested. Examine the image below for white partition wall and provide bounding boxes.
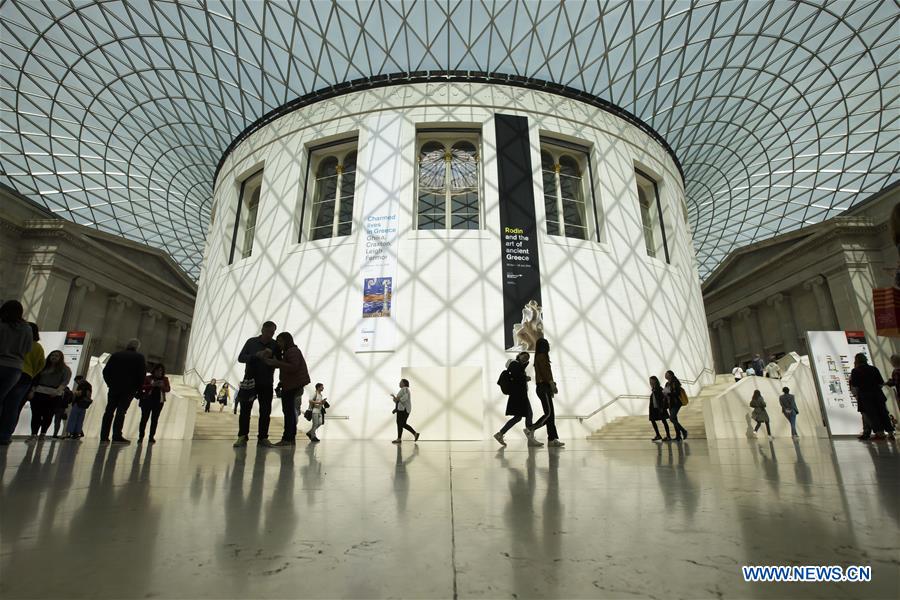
[186,82,713,440]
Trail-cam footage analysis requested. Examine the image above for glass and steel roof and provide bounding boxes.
[2,0,897,279]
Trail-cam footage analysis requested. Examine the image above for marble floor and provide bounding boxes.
[0,437,898,599]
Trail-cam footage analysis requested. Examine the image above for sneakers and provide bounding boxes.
[414,432,420,442]
[111,437,131,444]
[233,435,248,448]
[527,437,544,447]
[651,435,662,443]
[24,435,37,444]
[391,439,401,444]
[257,439,275,448]
[494,432,507,446]
[663,436,672,442]
[99,438,110,444]
[548,439,565,447]
[306,432,314,442]
[682,430,688,440]
[149,438,156,444]
[311,436,321,443]
[274,440,295,448]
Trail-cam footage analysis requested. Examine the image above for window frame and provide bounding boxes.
[298,137,359,243]
[635,167,670,263]
[229,168,263,265]
[538,137,601,242]
[414,129,483,231]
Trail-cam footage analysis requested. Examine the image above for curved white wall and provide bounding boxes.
[187,82,714,440]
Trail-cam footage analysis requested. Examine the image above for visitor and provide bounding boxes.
[306,383,326,442]
[764,356,782,379]
[264,331,310,448]
[27,350,71,441]
[525,338,563,447]
[0,321,42,444]
[391,378,419,444]
[233,321,279,448]
[648,375,671,442]
[664,370,688,440]
[51,381,73,438]
[101,338,147,444]
[66,378,93,439]
[779,386,799,438]
[745,364,756,377]
[732,363,744,382]
[0,301,33,443]
[885,354,900,412]
[494,353,541,447]
[203,378,216,412]
[849,353,894,440]
[751,354,765,377]
[750,389,772,439]
[138,363,170,444]
[218,382,233,413]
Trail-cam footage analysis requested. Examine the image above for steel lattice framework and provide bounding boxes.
[2,0,897,279]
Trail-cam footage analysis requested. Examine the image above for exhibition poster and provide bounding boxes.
[356,113,400,352]
[495,113,543,351]
[806,330,870,436]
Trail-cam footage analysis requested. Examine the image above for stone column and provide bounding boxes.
[164,320,187,370]
[139,309,163,356]
[62,277,96,330]
[803,276,837,330]
[766,293,798,353]
[20,265,72,330]
[712,318,735,370]
[177,325,191,373]
[738,307,765,358]
[103,295,132,351]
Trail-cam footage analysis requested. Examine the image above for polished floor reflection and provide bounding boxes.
[1,438,898,599]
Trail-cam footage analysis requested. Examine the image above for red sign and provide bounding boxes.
[873,288,900,337]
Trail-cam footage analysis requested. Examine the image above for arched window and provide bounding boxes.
[540,141,590,240]
[416,133,481,230]
[309,143,358,241]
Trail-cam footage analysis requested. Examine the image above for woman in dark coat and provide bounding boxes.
[664,370,688,440]
[648,376,671,442]
[849,353,895,440]
[494,352,541,447]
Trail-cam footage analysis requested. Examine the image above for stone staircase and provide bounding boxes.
[168,376,284,440]
[587,374,734,441]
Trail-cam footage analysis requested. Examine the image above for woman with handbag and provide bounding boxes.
[138,363,170,444]
[750,389,772,439]
[663,370,688,441]
[305,383,327,442]
[26,350,71,441]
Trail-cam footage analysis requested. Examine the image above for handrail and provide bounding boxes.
[557,367,717,422]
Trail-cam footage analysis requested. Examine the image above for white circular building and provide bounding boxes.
[187,76,714,440]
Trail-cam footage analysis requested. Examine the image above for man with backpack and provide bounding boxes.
[493,352,542,447]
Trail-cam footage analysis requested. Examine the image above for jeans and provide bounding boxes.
[499,403,534,435]
[67,405,87,435]
[783,410,798,436]
[30,392,54,435]
[308,412,323,439]
[237,384,273,439]
[652,419,671,438]
[530,383,558,440]
[396,410,417,440]
[669,403,688,438]
[100,389,134,440]
[139,402,163,440]
[0,372,30,442]
[280,387,302,442]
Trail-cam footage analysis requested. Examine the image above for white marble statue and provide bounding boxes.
[509,300,544,352]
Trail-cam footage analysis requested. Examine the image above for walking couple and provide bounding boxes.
[494,338,563,448]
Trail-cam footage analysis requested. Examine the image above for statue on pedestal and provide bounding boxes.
[508,300,544,352]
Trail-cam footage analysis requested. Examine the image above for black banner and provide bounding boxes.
[495,114,543,351]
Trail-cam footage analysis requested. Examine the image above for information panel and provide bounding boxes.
[806,330,870,436]
[495,114,542,351]
[355,114,401,352]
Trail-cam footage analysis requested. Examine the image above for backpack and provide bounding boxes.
[497,369,513,395]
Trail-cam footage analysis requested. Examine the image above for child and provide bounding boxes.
[306,383,327,443]
[391,379,419,444]
[66,378,93,439]
[750,389,772,439]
